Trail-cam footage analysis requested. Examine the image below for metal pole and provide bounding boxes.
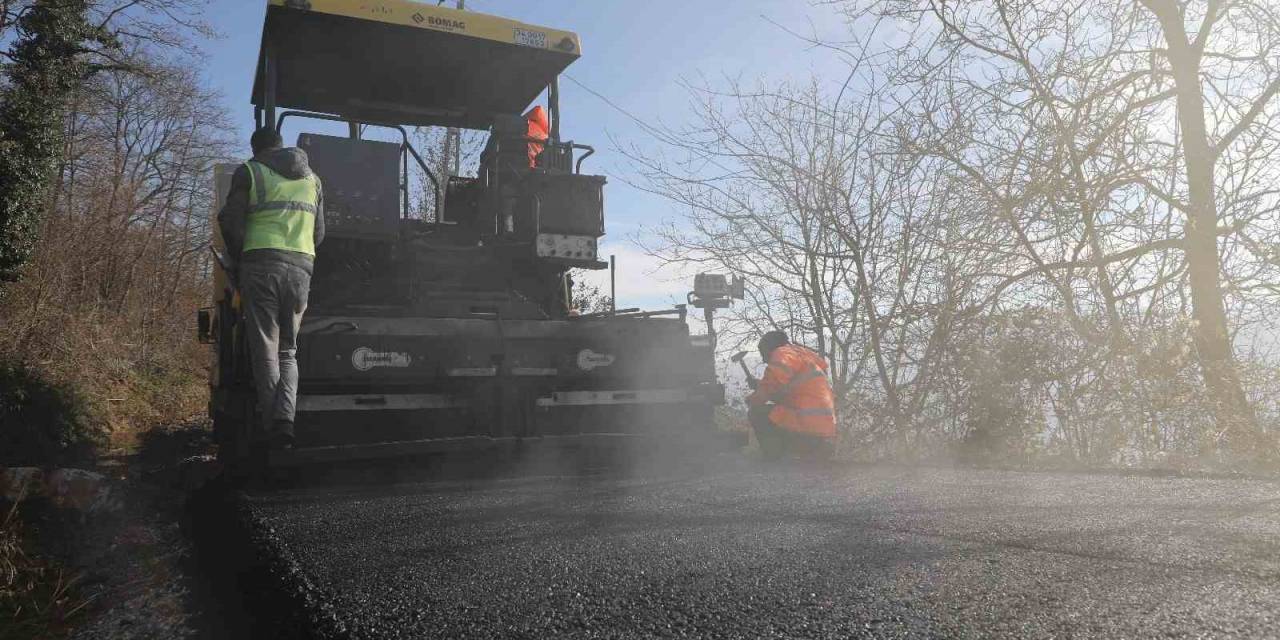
[454,0,465,176]
[453,1,464,172]
[548,78,561,143]
[439,0,465,188]
[450,132,460,177]
[704,307,716,349]
[610,254,616,313]
[263,44,278,130]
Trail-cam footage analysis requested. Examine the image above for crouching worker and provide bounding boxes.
[217,127,325,451]
[745,331,837,461]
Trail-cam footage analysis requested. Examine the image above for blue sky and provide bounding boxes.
[201,0,849,308]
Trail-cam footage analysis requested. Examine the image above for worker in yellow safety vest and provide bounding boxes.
[217,127,325,451]
[745,330,837,461]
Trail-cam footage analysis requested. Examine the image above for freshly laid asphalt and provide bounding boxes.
[218,459,1280,638]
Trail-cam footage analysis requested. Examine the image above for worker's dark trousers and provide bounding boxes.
[748,405,834,461]
[241,259,311,440]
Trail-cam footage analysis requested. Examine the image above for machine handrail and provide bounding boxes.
[571,143,594,174]
[488,136,597,174]
[276,110,442,222]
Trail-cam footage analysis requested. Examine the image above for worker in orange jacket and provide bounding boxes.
[745,330,837,461]
[524,105,549,168]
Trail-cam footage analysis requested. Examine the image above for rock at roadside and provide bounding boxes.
[0,466,122,513]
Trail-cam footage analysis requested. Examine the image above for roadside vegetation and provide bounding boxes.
[0,494,91,640]
[0,4,217,635]
[0,362,100,468]
[0,0,221,465]
[636,1,1280,471]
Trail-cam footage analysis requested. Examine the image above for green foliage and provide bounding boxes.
[0,0,114,287]
[0,359,103,467]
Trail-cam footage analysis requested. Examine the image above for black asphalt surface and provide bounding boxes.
[223,460,1280,638]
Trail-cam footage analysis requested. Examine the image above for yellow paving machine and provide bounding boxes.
[198,0,742,465]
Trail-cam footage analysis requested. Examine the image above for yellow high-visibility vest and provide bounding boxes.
[242,160,319,256]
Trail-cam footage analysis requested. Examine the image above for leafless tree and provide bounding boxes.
[0,48,231,430]
[834,0,1280,459]
[632,0,1280,466]
[626,73,993,450]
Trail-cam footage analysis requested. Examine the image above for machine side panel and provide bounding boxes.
[290,315,722,446]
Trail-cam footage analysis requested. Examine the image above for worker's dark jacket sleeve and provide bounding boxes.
[216,164,252,261]
[313,179,325,249]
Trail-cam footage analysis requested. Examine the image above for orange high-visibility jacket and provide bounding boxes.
[524,105,549,168]
[747,344,837,438]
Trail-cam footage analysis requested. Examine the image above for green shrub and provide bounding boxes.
[0,360,103,467]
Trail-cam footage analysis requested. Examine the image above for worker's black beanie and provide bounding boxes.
[758,330,790,356]
[251,127,283,155]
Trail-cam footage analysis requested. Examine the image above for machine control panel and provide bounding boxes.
[298,133,401,240]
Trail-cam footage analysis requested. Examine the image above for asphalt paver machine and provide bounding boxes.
[200,0,741,465]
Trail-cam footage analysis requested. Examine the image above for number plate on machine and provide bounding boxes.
[514,28,546,48]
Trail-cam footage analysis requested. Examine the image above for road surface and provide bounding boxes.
[199,460,1280,638]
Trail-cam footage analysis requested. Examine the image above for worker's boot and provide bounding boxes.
[270,420,295,451]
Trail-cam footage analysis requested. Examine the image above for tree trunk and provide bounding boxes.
[1147,2,1259,454]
